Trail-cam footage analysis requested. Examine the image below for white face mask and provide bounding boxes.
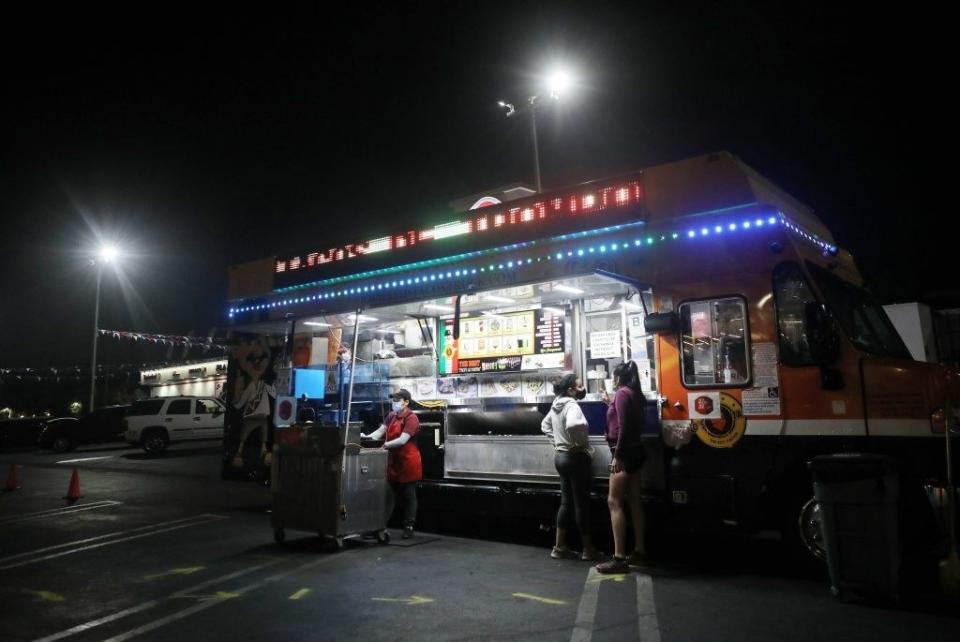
[391,401,404,413]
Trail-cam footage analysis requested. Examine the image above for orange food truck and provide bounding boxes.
[223,152,957,560]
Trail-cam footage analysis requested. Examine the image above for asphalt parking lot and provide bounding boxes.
[1,442,957,641]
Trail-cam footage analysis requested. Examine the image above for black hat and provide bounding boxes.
[392,388,412,402]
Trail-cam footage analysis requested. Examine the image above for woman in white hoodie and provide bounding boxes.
[541,373,599,560]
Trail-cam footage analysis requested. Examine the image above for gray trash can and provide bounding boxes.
[808,453,899,602]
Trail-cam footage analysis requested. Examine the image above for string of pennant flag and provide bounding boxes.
[97,330,230,351]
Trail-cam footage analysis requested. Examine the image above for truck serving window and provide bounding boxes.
[679,297,750,387]
[806,263,911,359]
[773,263,817,366]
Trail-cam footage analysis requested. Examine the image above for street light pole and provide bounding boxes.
[529,98,542,193]
[499,66,573,195]
[89,261,102,413]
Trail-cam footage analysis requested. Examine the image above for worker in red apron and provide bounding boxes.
[361,388,422,538]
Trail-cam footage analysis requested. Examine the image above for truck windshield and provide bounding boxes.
[806,263,911,359]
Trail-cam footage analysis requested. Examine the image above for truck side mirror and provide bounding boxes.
[644,311,678,335]
[805,301,840,365]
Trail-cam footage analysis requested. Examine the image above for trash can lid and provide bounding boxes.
[807,452,898,482]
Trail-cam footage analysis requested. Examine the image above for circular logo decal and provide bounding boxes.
[693,392,747,448]
[278,399,293,421]
[694,395,714,415]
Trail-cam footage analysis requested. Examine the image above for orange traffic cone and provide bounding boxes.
[4,464,19,491]
[63,468,82,503]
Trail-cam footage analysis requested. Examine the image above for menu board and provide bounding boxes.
[440,307,567,374]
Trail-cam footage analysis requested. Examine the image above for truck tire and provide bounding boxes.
[141,428,169,454]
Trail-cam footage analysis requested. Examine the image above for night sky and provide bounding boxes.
[0,4,947,368]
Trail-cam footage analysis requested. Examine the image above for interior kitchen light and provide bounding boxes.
[553,284,584,294]
[423,303,455,312]
[303,321,331,327]
[484,295,515,303]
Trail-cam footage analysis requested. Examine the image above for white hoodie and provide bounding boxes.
[541,396,594,454]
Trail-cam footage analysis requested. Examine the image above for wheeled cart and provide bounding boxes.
[270,425,389,548]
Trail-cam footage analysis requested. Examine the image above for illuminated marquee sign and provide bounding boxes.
[274,180,644,276]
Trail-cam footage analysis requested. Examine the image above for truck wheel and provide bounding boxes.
[142,429,169,454]
[780,490,827,571]
[796,496,826,561]
[52,436,73,453]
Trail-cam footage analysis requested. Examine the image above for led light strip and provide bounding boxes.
[230,212,836,318]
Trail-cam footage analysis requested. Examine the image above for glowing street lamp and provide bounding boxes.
[89,244,122,412]
[498,66,576,193]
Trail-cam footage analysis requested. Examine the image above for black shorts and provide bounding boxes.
[610,445,644,474]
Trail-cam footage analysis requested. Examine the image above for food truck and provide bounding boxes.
[223,152,958,559]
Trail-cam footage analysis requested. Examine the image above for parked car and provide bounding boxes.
[0,417,46,451]
[124,397,225,453]
[38,405,131,452]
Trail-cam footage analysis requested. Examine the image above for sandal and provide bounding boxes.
[580,548,601,561]
[550,546,580,560]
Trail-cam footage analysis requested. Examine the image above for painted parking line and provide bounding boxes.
[636,574,660,642]
[55,456,115,464]
[101,554,348,642]
[571,568,660,641]
[0,500,122,525]
[32,558,285,642]
[0,514,226,570]
[571,567,602,642]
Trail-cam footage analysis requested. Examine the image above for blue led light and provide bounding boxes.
[446,272,452,277]
[635,240,641,246]
[556,253,563,259]
[715,226,722,233]
[755,219,764,226]
[688,230,696,238]
[577,249,584,256]
[567,251,573,257]
[672,232,679,239]
[729,223,737,231]
[507,261,513,267]
[768,216,776,224]
[600,246,606,253]
[701,228,709,236]
[743,221,751,228]
[588,247,595,253]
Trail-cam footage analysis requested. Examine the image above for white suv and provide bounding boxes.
[124,397,225,453]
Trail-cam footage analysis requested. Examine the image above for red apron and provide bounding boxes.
[386,413,422,483]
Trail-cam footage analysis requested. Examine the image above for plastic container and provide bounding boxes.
[808,453,899,602]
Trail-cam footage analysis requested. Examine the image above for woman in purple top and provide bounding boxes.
[596,360,647,574]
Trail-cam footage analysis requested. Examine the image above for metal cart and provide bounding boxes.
[270,424,389,548]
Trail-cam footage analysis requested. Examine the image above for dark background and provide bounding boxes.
[0,3,947,370]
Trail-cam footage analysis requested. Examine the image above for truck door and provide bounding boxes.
[163,399,196,440]
[194,399,225,439]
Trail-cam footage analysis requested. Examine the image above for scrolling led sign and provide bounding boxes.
[275,180,644,276]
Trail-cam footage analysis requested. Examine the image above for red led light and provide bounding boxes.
[275,179,643,273]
